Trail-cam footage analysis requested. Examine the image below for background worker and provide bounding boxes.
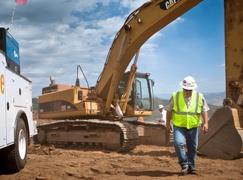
[165,76,209,175]
[158,104,167,126]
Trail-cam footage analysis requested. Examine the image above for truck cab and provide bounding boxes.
[0,28,36,171]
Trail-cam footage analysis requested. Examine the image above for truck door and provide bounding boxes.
[0,52,6,147]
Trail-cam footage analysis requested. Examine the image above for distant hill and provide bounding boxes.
[156,92,225,106]
[204,92,225,106]
[145,96,221,121]
[32,97,38,111]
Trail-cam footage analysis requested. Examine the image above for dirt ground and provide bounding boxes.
[0,145,243,180]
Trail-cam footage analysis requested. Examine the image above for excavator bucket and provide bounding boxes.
[198,107,243,160]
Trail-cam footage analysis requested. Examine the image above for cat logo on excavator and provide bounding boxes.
[160,0,180,10]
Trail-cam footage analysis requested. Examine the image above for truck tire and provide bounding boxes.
[6,118,28,172]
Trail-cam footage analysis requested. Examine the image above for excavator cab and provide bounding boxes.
[118,72,154,117]
[134,73,154,111]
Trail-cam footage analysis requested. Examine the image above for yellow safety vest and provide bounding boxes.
[172,91,203,129]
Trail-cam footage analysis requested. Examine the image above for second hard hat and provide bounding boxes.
[158,104,164,109]
[180,76,197,90]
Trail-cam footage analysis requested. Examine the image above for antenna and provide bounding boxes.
[9,0,28,30]
[9,3,17,29]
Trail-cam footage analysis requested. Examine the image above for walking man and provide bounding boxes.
[165,76,209,175]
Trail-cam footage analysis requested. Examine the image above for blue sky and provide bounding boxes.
[0,0,225,98]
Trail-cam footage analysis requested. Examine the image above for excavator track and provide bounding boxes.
[35,119,138,152]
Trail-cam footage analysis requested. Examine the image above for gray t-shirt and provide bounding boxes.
[164,92,210,112]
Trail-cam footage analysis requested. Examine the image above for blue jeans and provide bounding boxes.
[173,125,199,169]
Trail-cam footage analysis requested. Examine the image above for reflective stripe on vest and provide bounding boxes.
[172,91,203,129]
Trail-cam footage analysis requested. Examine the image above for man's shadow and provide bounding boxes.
[128,149,176,157]
[125,170,181,177]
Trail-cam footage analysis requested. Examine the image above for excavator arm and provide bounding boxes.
[95,0,203,112]
[198,0,243,159]
[225,0,243,123]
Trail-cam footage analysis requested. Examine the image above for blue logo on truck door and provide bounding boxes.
[6,32,20,65]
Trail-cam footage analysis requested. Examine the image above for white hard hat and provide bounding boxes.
[180,76,197,90]
[158,104,164,109]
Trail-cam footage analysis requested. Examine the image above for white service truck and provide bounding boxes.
[0,28,36,171]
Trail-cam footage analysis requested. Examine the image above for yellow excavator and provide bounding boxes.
[36,0,204,152]
[36,0,243,159]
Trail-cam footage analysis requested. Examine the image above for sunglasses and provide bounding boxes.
[183,89,192,92]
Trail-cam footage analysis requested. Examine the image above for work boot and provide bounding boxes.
[188,166,197,174]
[181,165,188,175]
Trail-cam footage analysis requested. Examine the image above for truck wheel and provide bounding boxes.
[6,118,28,172]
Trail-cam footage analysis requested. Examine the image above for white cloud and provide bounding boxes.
[0,0,224,97]
[170,17,185,25]
[8,0,184,97]
[97,16,124,36]
[219,63,225,67]
[120,0,148,11]
[0,0,139,97]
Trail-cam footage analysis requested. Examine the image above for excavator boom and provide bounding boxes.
[95,0,203,112]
